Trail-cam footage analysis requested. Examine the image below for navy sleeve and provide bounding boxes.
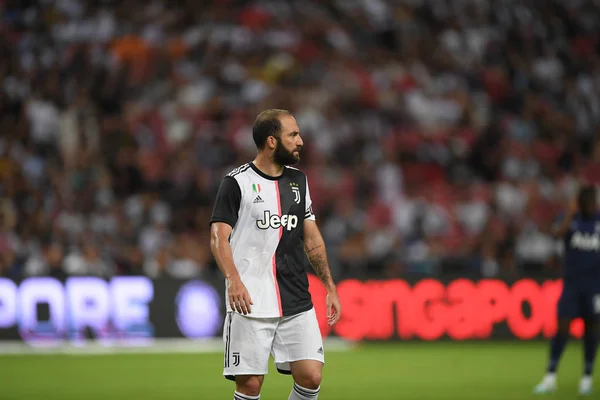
[209,176,241,228]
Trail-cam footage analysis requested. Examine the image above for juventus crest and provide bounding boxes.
[290,182,301,204]
[292,186,300,204]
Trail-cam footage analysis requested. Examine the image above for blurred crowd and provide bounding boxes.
[1,0,600,281]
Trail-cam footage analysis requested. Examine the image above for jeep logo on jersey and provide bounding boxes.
[571,232,600,251]
[257,210,298,231]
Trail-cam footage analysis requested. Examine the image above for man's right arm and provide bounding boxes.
[210,222,239,282]
[209,176,252,314]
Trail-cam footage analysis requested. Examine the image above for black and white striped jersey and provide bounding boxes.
[210,162,316,318]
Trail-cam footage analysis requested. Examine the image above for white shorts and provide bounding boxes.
[223,307,324,380]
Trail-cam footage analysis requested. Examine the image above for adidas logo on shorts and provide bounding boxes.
[253,195,264,204]
[317,347,324,355]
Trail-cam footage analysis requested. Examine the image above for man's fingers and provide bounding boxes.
[230,289,253,314]
[328,303,341,325]
[239,301,246,314]
[329,314,340,325]
[230,294,244,314]
[243,292,253,306]
[327,308,335,325]
[243,295,252,313]
[239,301,247,315]
[236,297,248,315]
[242,298,251,314]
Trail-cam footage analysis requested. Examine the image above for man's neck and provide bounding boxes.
[253,155,284,178]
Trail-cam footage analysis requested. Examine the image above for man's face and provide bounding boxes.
[273,115,303,166]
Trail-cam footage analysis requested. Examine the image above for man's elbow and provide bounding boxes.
[209,225,224,253]
[303,237,312,253]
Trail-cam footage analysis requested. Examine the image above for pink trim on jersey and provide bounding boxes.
[272,181,283,317]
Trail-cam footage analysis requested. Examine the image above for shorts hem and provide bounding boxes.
[276,357,325,366]
[226,311,284,319]
[225,304,315,319]
[276,358,324,375]
[223,370,269,380]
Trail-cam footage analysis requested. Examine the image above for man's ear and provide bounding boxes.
[266,136,277,149]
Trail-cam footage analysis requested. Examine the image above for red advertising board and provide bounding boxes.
[0,276,585,344]
[308,276,585,341]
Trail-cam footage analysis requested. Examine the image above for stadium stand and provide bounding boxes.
[1,0,600,281]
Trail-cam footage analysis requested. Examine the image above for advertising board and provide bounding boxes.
[0,275,583,346]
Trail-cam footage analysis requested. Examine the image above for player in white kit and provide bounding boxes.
[210,109,342,400]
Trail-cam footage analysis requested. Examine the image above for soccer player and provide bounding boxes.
[534,185,600,396]
[209,109,342,400]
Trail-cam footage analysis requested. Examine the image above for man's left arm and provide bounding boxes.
[304,219,341,325]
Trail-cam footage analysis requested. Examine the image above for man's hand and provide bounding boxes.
[227,276,253,315]
[326,290,341,326]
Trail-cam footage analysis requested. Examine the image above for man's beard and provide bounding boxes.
[273,138,300,166]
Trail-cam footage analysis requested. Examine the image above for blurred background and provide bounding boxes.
[2,0,600,284]
[1,1,600,398]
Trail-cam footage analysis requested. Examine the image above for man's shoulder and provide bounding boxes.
[226,163,252,178]
[284,166,307,179]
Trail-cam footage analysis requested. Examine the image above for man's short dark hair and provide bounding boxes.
[252,109,290,149]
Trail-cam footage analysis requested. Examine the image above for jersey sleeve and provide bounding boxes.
[209,176,242,228]
[305,177,316,221]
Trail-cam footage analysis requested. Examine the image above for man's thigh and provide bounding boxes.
[271,307,324,375]
[223,312,279,380]
[558,283,583,320]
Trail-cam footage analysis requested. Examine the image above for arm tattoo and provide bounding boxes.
[306,244,323,254]
[307,251,332,285]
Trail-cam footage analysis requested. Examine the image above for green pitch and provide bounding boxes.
[1,342,596,400]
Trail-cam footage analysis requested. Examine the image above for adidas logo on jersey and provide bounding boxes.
[253,195,264,204]
[257,210,298,231]
[317,347,324,355]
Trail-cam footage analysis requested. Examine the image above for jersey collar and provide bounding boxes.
[250,162,286,181]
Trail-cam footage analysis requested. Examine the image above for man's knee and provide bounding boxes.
[295,369,322,390]
[236,375,264,396]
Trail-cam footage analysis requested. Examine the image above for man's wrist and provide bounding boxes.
[225,271,240,281]
[325,282,337,293]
